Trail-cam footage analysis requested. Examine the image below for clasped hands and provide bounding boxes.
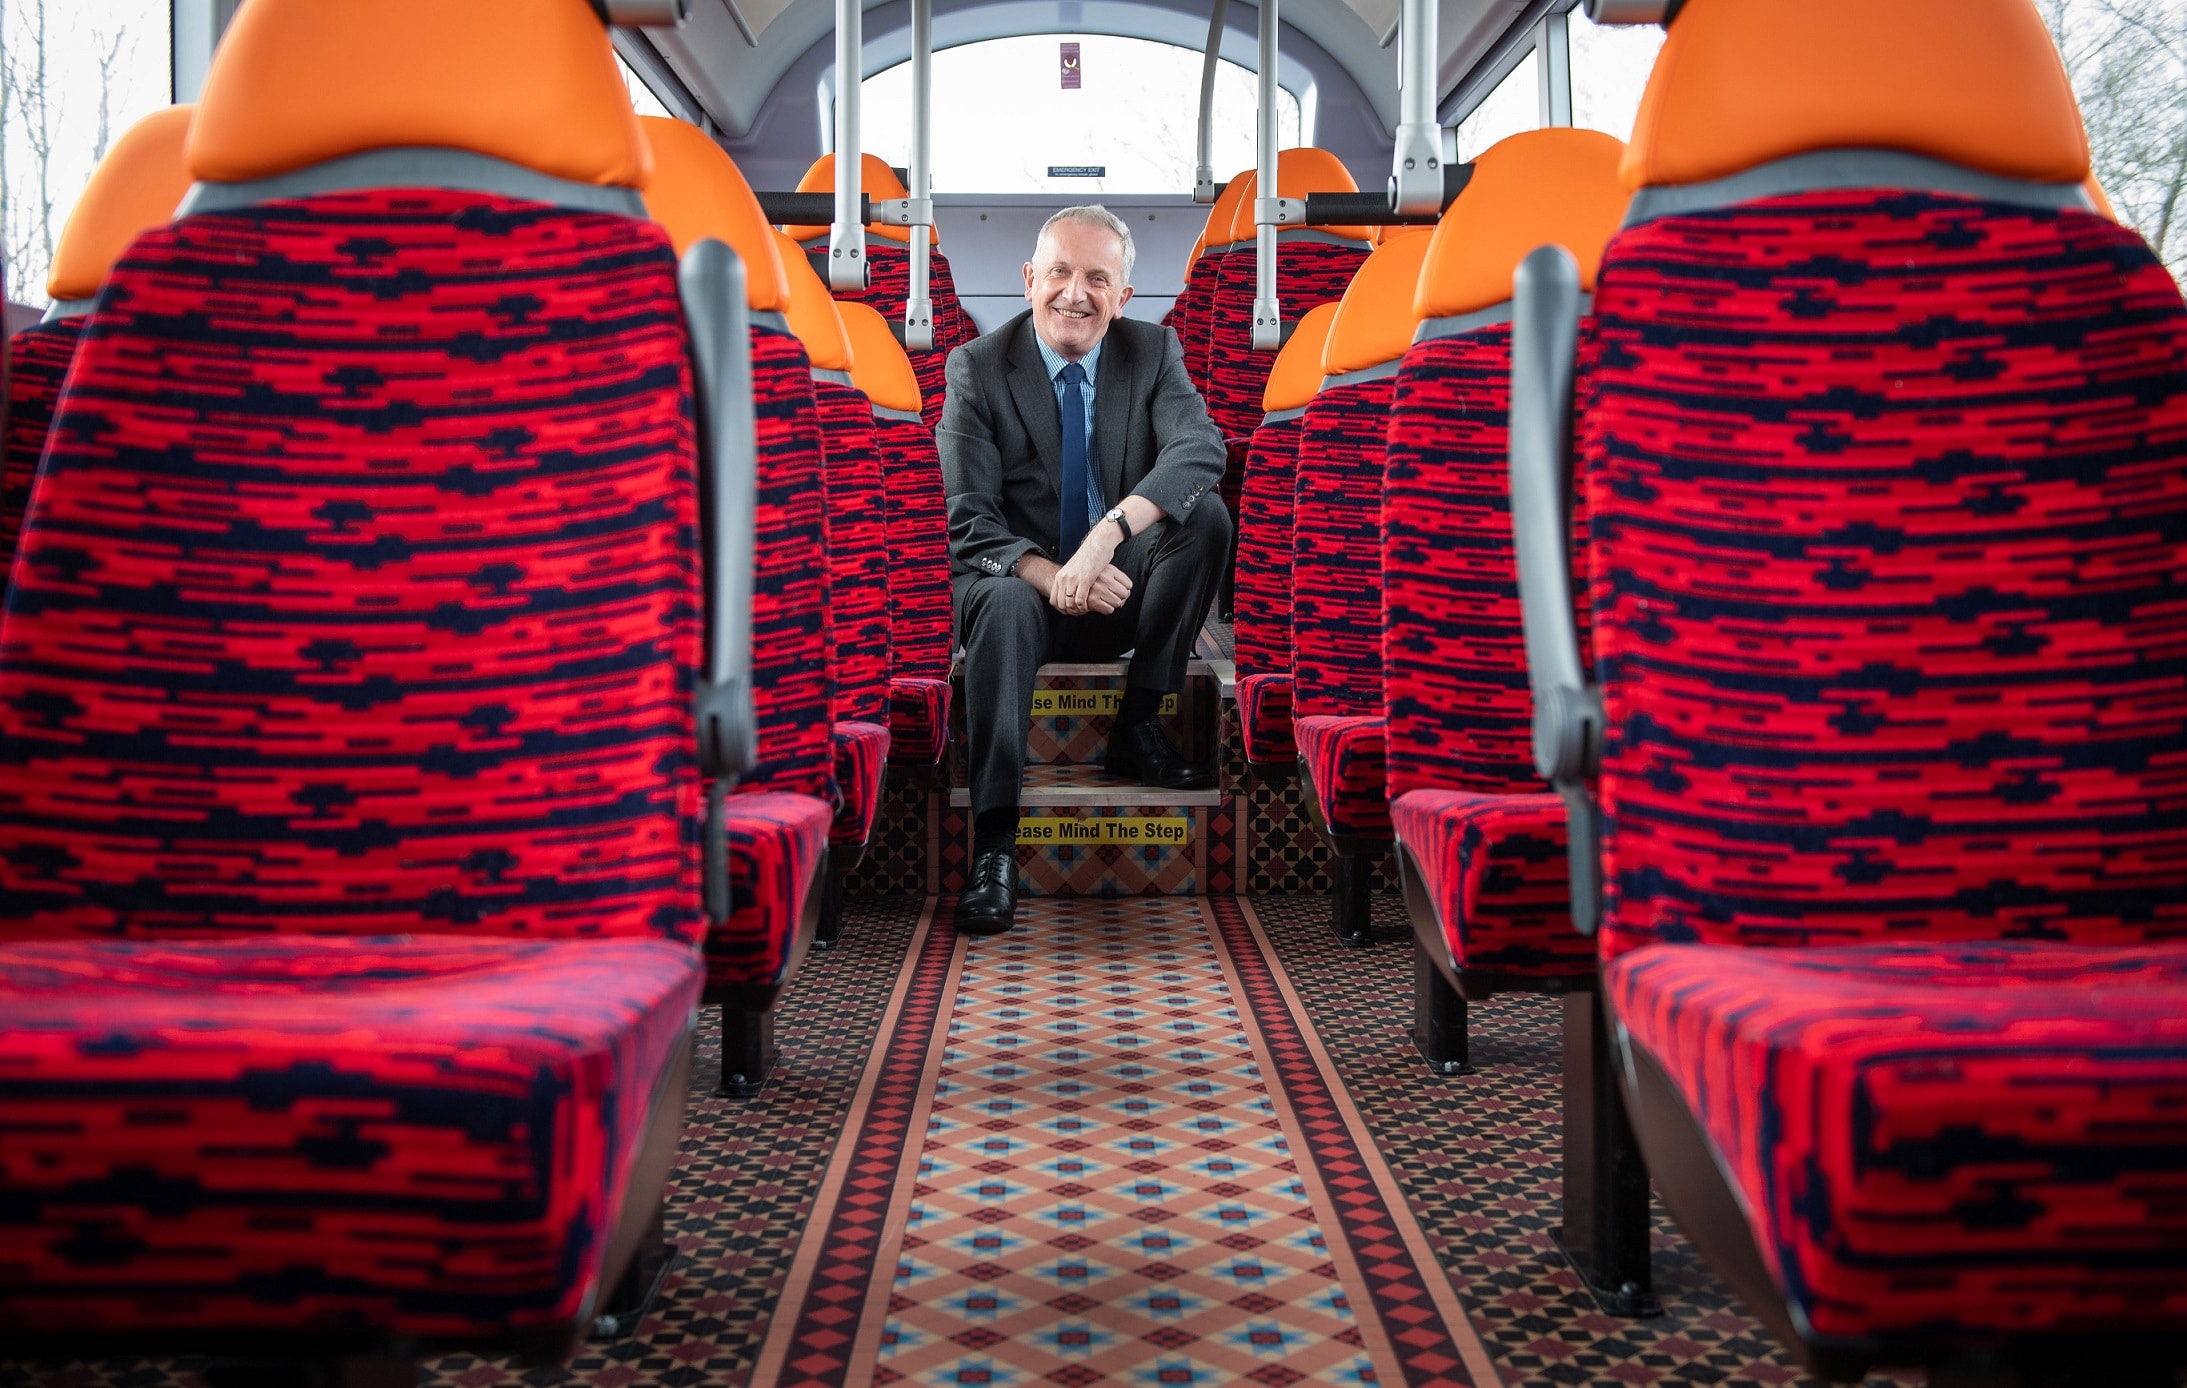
[1021,528,1131,618]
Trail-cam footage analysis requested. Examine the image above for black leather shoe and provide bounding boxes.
[953,848,1018,936]
[1105,719,1216,791]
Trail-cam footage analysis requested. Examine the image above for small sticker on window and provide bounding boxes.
[1047,166,1107,178]
[1060,41,1081,88]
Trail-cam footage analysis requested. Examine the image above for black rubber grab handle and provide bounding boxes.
[1301,163,1475,225]
[757,192,872,225]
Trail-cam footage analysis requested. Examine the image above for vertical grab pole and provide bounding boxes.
[829,0,867,291]
[1192,0,1231,203]
[1387,0,1441,215]
[1249,0,1281,351]
[903,0,935,347]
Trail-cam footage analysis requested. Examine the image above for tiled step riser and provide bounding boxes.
[955,671,1212,770]
[841,774,1396,899]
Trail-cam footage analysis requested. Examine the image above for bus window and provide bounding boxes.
[0,0,173,308]
[858,35,1303,195]
[1567,8,1665,144]
[1455,50,1537,161]
[621,56,674,120]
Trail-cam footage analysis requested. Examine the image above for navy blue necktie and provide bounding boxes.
[1058,361,1089,558]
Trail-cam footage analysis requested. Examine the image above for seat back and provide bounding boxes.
[1162,169,1252,393]
[0,0,706,945]
[778,233,890,731]
[1202,149,1372,447]
[643,119,836,808]
[1233,301,1337,679]
[1288,231,1431,722]
[785,153,977,429]
[2,106,196,604]
[1572,0,2187,959]
[841,301,953,691]
[1381,129,1628,802]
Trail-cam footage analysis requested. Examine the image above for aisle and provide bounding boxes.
[750,897,1499,1388]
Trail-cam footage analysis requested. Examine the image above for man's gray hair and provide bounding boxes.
[1036,204,1136,286]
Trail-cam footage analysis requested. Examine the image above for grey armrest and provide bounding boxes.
[680,240,763,925]
[1508,244,1603,936]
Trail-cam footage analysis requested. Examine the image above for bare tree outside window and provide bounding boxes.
[2042,0,2187,285]
[1,0,171,309]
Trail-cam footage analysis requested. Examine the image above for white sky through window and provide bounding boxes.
[860,36,1302,196]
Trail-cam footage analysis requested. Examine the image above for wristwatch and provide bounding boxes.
[1102,506,1132,542]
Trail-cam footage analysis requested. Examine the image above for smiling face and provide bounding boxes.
[1023,217,1134,362]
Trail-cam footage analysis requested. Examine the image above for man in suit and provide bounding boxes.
[939,205,1230,936]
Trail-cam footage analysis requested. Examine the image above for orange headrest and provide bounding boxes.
[47,105,196,301]
[1417,129,1629,320]
[781,152,939,246]
[1223,148,1373,245]
[1323,228,1433,376]
[1623,0,2089,190]
[774,230,855,372]
[639,117,791,314]
[1262,302,1340,414]
[1189,170,1255,261]
[838,302,923,414]
[187,0,651,189]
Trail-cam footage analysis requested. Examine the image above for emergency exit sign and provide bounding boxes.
[1060,41,1081,88]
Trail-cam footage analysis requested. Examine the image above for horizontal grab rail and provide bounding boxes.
[757,192,870,225]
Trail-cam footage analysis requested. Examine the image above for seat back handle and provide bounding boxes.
[679,239,762,925]
[1509,243,1604,936]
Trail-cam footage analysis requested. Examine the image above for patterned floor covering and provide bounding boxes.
[749,896,1494,1388]
[0,894,1906,1388]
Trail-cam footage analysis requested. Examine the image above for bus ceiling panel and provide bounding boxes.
[653,0,1407,140]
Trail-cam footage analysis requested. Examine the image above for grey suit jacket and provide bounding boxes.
[937,311,1226,585]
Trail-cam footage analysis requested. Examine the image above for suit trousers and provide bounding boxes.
[956,497,1232,817]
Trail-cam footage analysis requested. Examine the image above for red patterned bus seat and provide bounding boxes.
[0,0,717,1355]
[1383,128,1628,1000]
[1231,301,1336,770]
[842,300,956,768]
[640,117,834,1048]
[1552,0,2187,1374]
[1290,230,1430,945]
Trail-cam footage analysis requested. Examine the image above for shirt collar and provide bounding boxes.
[1036,331,1099,386]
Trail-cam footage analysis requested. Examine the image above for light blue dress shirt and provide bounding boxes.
[1036,334,1107,529]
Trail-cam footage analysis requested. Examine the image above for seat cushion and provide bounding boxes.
[1390,789,1587,981]
[710,790,833,993]
[1,318,84,603]
[889,675,951,767]
[1236,672,1295,767]
[1294,713,1390,841]
[0,934,702,1339]
[831,719,890,848]
[1608,940,2187,1342]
